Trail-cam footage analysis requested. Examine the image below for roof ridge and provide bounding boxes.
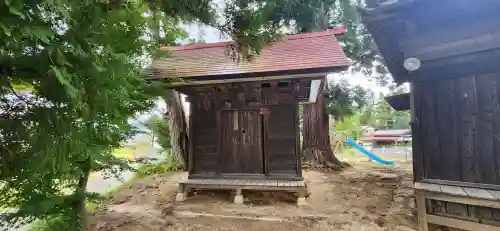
[163,27,346,51]
[286,27,347,40]
[167,41,231,51]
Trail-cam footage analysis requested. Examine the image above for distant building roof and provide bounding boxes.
[362,136,401,141]
[372,129,410,137]
[146,28,351,79]
[361,129,412,142]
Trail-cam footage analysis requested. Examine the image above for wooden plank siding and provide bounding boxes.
[192,100,218,174]
[267,104,299,176]
[220,109,263,174]
[414,73,500,187]
[415,182,500,226]
[188,81,302,180]
[410,83,424,182]
[220,110,240,173]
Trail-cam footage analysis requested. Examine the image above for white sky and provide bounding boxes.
[180,24,227,43]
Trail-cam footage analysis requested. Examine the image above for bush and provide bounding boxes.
[27,215,77,231]
[144,115,171,150]
[136,149,181,177]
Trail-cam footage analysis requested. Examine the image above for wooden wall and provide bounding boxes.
[220,109,263,174]
[191,103,217,174]
[187,81,302,180]
[428,199,500,226]
[267,104,299,176]
[364,0,500,83]
[413,73,500,188]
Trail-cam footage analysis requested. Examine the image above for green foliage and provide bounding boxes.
[286,0,388,132]
[289,0,389,85]
[332,0,389,82]
[359,92,411,129]
[102,149,181,200]
[334,114,363,139]
[27,214,76,231]
[136,153,182,178]
[112,147,137,160]
[325,79,368,120]
[1,0,166,227]
[144,114,171,151]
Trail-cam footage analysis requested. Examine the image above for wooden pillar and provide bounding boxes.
[293,82,302,177]
[188,98,194,175]
[416,191,429,231]
[175,183,187,202]
[297,186,307,206]
[410,82,424,182]
[234,188,244,204]
[262,107,269,177]
[216,110,222,175]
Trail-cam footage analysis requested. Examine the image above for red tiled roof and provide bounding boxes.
[147,28,351,79]
[361,136,401,141]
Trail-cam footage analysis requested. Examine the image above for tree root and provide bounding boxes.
[302,147,347,171]
[341,162,352,168]
[323,161,342,171]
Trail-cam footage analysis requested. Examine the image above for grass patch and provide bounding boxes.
[112,147,136,160]
[27,215,78,231]
[135,161,181,178]
[112,143,157,160]
[337,147,412,163]
[135,149,182,177]
[85,202,98,213]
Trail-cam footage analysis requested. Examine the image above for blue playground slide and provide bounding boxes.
[346,137,394,165]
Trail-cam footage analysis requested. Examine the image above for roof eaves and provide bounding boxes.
[361,0,418,22]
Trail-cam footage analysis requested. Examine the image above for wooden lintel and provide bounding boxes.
[418,191,500,210]
[166,72,327,87]
[403,31,500,61]
[427,214,500,231]
[421,179,500,191]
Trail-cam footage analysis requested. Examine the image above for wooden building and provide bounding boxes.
[363,0,500,230]
[147,29,350,204]
[362,129,411,147]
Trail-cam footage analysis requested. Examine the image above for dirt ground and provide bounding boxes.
[87,161,417,231]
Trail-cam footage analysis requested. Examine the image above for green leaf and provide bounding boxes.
[0,22,11,36]
[5,0,25,19]
[51,65,77,99]
[31,26,55,44]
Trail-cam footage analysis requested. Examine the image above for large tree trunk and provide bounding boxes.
[163,90,188,171]
[302,79,344,170]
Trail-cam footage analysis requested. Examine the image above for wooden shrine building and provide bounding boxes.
[147,29,350,204]
[363,0,500,230]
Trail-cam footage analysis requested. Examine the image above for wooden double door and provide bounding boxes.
[220,109,264,174]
